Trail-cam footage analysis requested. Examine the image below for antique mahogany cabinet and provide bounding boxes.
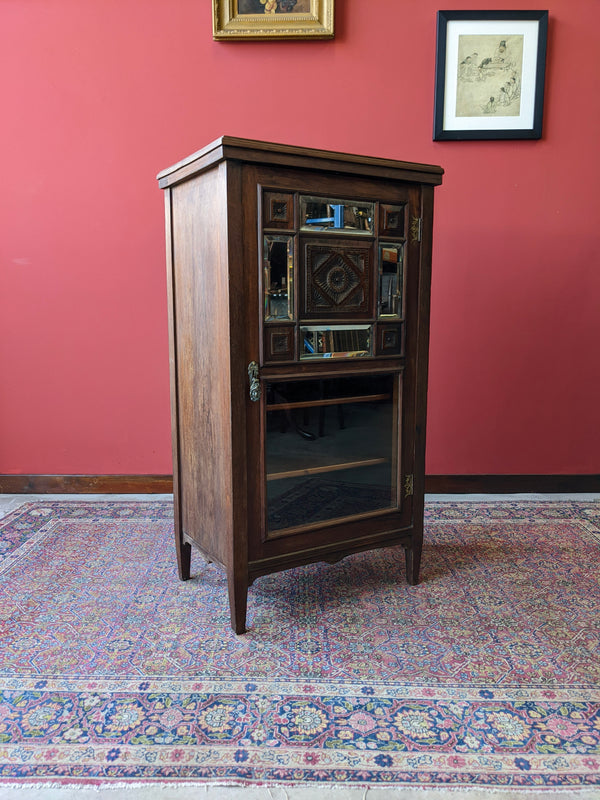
[157,137,443,633]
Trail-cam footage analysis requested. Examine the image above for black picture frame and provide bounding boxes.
[433,10,548,140]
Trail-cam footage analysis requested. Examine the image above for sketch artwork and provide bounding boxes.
[456,34,524,117]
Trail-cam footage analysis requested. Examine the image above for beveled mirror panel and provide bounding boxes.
[264,235,294,321]
[300,324,372,359]
[378,243,404,318]
[300,196,374,235]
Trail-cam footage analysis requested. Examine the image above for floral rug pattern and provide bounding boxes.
[0,500,599,788]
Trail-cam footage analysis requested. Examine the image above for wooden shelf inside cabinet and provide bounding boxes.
[158,136,443,633]
[266,392,391,411]
[267,457,390,482]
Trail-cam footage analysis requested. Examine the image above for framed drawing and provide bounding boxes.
[213,0,334,40]
[433,10,548,140]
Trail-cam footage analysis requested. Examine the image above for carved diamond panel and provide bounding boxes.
[303,240,372,318]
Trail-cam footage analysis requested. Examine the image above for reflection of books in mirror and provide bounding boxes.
[381,246,398,263]
[380,274,397,313]
[323,351,368,358]
[332,329,350,351]
[269,292,289,318]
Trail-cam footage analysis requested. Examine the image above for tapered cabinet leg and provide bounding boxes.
[173,490,191,580]
[405,539,422,586]
[176,538,192,581]
[228,568,248,635]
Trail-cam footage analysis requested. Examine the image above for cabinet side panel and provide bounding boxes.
[413,185,435,514]
[164,188,189,579]
[171,165,233,566]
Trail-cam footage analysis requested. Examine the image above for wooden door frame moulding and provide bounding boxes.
[0,474,598,495]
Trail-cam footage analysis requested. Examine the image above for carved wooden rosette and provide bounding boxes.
[302,240,372,318]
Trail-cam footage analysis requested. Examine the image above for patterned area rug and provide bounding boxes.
[0,499,599,789]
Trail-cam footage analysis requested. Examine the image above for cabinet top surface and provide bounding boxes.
[157,136,444,189]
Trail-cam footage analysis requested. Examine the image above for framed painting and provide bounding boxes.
[433,10,548,140]
[213,0,334,40]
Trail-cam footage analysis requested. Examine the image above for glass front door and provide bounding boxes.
[264,373,401,534]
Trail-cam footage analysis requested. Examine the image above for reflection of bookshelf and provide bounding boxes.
[302,201,374,233]
[380,274,396,313]
[266,289,289,320]
[304,203,344,228]
[301,325,371,358]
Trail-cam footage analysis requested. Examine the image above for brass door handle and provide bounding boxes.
[248,361,261,402]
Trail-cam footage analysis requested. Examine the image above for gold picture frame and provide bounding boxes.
[213,0,334,41]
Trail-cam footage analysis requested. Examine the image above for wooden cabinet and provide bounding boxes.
[157,137,443,633]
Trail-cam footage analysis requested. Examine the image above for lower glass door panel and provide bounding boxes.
[265,373,400,534]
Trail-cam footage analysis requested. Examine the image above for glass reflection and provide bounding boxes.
[300,324,371,359]
[378,243,404,318]
[265,373,399,533]
[264,235,294,321]
[300,196,374,235]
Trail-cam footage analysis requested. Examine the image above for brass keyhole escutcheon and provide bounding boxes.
[248,361,261,402]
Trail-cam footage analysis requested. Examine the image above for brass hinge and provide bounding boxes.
[404,474,414,497]
[410,216,422,243]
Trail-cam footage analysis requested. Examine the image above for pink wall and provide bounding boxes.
[1,0,599,476]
